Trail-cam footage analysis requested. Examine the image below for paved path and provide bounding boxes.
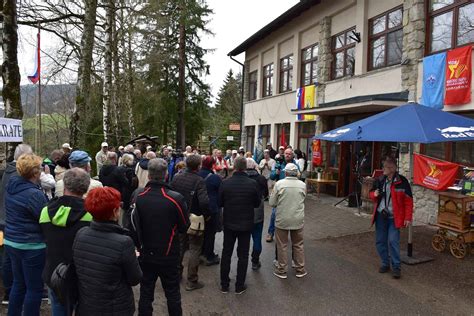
[6,194,471,315]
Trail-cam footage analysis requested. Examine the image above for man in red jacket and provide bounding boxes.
[370,156,413,279]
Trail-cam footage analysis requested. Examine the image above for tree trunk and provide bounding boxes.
[70,0,97,148]
[176,1,186,150]
[2,0,23,161]
[126,27,135,138]
[102,0,114,142]
[112,3,120,145]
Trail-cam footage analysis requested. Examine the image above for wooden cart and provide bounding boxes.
[431,192,474,259]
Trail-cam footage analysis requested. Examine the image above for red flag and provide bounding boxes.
[413,154,459,191]
[312,139,322,167]
[445,45,472,105]
[280,126,287,148]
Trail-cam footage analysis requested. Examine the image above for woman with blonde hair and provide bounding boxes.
[4,153,48,316]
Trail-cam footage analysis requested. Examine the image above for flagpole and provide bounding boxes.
[37,24,42,154]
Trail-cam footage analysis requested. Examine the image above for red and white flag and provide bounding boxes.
[27,30,41,84]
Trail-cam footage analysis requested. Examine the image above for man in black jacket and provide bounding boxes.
[219,156,261,294]
[171,154,209,291]
[39,168,92,314]
[99,151,128,193]
[131,158,189,316]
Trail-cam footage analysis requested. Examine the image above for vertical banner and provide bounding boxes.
[421,52,446,109]
[280,125,287,148]
[445,45,472,105]
[27,30,41,84]
[304,85,315,121]
[413,154,459,191]
[296,87,305,121]
[312,139,322,167]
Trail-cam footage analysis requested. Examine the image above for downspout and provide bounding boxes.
[229,55,245,146]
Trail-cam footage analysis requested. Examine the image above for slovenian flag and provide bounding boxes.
[296,87,305,120]
[27,31,41,84]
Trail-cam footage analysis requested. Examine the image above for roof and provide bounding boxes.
[228,0,322,57]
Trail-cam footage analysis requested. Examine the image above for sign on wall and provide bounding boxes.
[0,118,23,142]
[413,153,459,191]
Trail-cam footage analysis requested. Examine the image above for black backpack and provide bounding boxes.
[50,261,78,308]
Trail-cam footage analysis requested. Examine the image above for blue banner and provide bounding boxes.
[421,52,446,109]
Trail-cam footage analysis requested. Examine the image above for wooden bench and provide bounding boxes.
[306,178,339,198]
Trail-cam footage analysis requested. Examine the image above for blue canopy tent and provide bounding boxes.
[314,103,474,143]
[313,102,474,264]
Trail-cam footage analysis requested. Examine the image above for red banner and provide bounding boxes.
[445,45,472,105]
[413,154,459,191]
[312,139,322,167]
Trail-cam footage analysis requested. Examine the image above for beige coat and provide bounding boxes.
[269,176,306,230]
[55,178,103,198]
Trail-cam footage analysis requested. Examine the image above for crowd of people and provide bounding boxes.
[0,141,310,316]
[0,138,414,316]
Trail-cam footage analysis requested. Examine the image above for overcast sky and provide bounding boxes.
[16,0,299,104]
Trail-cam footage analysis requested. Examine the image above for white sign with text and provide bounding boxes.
[0,118,23,142]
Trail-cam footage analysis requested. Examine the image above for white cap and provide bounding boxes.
[239,146,245,151]
[101,142,108,147]
[146,145,152,150]
[284,163,298,172]
[167,146,173,150]
[232,150,238,154]
[118,146,124,150]
[62,143,72,149]
[279,146,285,150]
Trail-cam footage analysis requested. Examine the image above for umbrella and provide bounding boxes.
[314,103,474,143]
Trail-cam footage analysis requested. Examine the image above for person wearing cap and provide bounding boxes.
[227,150,238,177]
[275,146,285,160]
[72,187,142,315]
[269,163,307,279]
[95,142,109,176]
[61,143,72,155]
[259,149,276,194]
[55,151,103,198]
[238,147,245,157]
[266,142,277,159]
[118,145,125,157]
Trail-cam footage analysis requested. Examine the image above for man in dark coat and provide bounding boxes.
[219,156,260,294]
[99,152,128,193]
[171,154,209,291]
[40,168,92,314]
[130,158,189,316]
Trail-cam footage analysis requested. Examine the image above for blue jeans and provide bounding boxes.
[49,288,73,316]
[1,246,13,297]
[251,222,264,263]
[5,246,45,316]
[375,213,401,270]
[267,208,276,236]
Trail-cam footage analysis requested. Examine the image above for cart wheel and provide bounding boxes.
[449,239,467,259]
[431,234,446,252]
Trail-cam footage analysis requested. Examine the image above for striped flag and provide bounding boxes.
[28,30,41,84]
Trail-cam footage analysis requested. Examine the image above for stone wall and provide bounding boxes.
[316,16,332,107]
[412,185,438,225]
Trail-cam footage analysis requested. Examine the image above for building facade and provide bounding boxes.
[229,0,474,224]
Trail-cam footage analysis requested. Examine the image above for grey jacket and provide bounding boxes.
[269,176,306,230]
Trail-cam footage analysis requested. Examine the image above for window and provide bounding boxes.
[301,44,318,86]
[248,71,257,101]
[422,143,447,160]
[260,124,271,148]
[453,142,474,165]
[276,123,290,149]
[331,28,356,79]
[297,122,316,163]
[279,55,293,93]
[368,7,403,70]
[428,0,474,53]
[262,63,274,97]
[245,126,255,153]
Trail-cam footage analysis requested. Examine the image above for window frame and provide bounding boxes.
[368,6,404,71]
[248,70,258,101]
[262,63,274,98]
[300,43,319,87]
[426,0,474,55]
[331,27,357,80]
[279,54,294,93]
